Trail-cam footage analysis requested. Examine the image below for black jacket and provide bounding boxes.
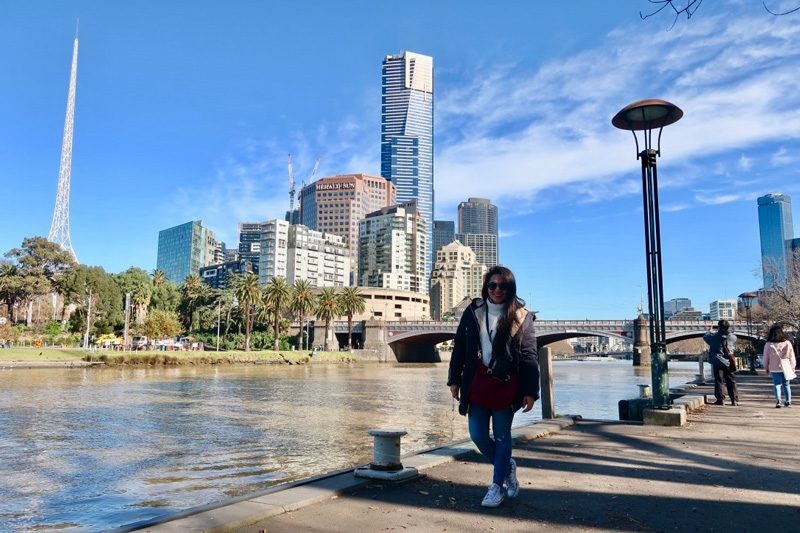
[447,298,540,416]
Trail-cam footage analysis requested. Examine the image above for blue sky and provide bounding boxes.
[2,1,799,319]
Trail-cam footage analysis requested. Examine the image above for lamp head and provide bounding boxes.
[612,99,683,131]
[738,291,757,308]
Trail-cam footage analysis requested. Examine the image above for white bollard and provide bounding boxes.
[638,384,651,398]
[354,428,418,482]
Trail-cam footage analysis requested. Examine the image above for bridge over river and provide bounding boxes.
[314,319,759,363]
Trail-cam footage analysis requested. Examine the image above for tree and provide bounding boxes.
[151,269,166,287]
[0,262,23,322]
[290,279,316,350]
[752,249,800,334]
[60,264,123,338]
[315,287,340,351]
[232,273,261,351]
[179,274,210,332]
[4,237,77,325]
[262,276,292,351]
[641,0,799,29]
[143,309,182,339]
[115,267,152,325]
[338,286,365,350]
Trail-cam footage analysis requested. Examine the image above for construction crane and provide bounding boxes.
[288,154,322,215]
[287,154,296,213]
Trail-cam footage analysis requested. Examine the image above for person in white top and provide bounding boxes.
[447,266,540,508]
[762,324,796,408]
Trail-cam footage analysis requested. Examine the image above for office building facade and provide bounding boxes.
[156,220,218,284]
[456,197,498,268]
[433,220,455,257]
[257,220,290,284]
[200,259,253,289]
[429,240,487,320]
[239,222,272,275]
[299,174,396,276]
[709,299,737,321]
[664,298,692,318]
[381,51,434,280]
[757,193,794,288]
[286,224,350,287]
[257,221,350,288]
[358,203,427,293]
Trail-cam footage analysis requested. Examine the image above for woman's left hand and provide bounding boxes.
[522,395,535,412]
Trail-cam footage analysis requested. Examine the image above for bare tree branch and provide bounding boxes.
[764,1,800,15]
[640,0,704,30]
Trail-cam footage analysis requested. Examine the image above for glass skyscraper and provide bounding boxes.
[156,220,215,284]
[757,193,794,288]
[381,51,434,281]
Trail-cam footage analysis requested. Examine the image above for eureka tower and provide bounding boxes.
[381,51,434,286]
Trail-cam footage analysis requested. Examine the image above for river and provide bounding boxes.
[0,360,703,531]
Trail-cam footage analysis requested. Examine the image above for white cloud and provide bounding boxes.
[433,7,800,216]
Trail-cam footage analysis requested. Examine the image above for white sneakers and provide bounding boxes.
[481,459,519,507]
[505,458,519,498]
[481,483,505,507]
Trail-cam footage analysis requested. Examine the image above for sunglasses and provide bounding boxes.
[488,282,509,291]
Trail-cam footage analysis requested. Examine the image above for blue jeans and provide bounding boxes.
[771,372,792,404]
[468,404,514,485]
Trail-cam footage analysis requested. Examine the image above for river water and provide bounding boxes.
[0,360,702,531]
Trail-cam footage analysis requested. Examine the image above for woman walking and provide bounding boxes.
[447,266,540,508]
[762,324,796,408]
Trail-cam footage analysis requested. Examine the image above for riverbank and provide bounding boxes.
[0,347,358,367]
[126,374,800,532]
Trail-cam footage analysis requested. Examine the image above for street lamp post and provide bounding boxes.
[613,99,684,409]
[738,291,757,372]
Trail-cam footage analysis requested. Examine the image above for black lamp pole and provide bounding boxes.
[613,99,683,409]
[739,291,757,372]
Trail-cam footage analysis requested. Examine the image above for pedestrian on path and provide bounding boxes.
[703,320,739,406]
[447,265,540,508]
[762,324,796,408]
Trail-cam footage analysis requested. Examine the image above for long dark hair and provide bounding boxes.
[767,324,788,343]
[481,265,526,358]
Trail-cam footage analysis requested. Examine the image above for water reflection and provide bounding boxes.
[0,361,700,531]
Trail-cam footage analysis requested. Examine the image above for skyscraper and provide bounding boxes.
[757,193,794,288]
[358,203,427,293]
[156,220,218,284]
[456,197,498,268]
[433,220,455,257]
[381,51,434,280]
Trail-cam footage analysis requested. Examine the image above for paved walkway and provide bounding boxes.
[132,374,800,532]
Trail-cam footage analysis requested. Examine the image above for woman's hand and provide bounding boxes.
[449,384,460,400]
[522,395,535,412]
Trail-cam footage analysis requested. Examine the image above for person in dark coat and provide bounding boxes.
[703,319,739,405]
[447,265,540,508]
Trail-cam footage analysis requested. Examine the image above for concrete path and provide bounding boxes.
[131,374,800,532]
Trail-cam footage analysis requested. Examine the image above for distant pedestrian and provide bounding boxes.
[762,324,796,408]
[447,266,540,508]
[703,320,739,406]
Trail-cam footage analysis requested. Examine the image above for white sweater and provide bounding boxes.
[479,300,504,366]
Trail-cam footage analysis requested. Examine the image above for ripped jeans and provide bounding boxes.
[468,404,514,485]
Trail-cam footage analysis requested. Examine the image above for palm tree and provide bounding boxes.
[263,276,292,351]
[315,287,340,351]
[290,279,316,351]
[232,273,261,351]
[151,269,166,287]
[338,286,365,350]
[180,274,207,332]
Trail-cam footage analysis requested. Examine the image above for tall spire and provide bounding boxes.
[48,26,79,261]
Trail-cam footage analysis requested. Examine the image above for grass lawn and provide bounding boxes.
[0,347,358,365]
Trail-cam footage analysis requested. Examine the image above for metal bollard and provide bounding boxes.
[368,429,406,471]
[638,384,651,398]
[354,428,418,482]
